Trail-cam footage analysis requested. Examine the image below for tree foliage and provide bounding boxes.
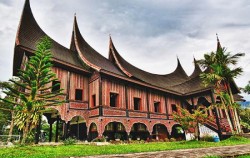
[0,80,19,138]
[173,105,209,140]
[244,81,250,94]
[239,108,250,127]
[196,46,244,134]
[0,36,64,144]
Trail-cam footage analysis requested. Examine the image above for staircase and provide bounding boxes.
[199,124,218,137]
[203,117,232,136]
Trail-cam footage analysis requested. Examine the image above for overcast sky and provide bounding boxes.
[1,0,250,100]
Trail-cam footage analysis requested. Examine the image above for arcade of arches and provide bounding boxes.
[41,110,186,142]
[39,96,221,142]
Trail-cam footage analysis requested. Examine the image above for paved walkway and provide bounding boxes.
[80,144,250,158]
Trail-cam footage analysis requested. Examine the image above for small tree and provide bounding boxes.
[239,108,250,128]
[1,36,64,144]
[0,79,19,142]
[244,81,250,94]
[173,105,209,140]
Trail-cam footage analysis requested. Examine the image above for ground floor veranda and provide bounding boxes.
[42,108,186,142]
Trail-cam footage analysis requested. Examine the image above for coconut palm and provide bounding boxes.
[197,44,244,134]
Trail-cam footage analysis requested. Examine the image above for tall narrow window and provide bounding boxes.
[52,81,60,92]
[134,98,141,110]
[75,89,83,101]
[171,104,177,112]
[92,95,96,107]
[110,93,118,107]
[154,102,160,113]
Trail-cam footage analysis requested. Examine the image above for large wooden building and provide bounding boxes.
[13,0,241,141]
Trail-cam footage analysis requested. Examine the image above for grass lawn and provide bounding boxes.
[0,136,249,158]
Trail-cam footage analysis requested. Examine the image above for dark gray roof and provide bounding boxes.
[70,16,126,76]
[15,0,219,96]
[15,0,88,71]
[108,37,210,94]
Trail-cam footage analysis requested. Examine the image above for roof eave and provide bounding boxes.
[100,69,182,96]
[16,45,91,74]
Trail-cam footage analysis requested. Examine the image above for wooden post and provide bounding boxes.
[99,76,102,106]
[165,95,169,119]
[49,122,53,142]
[66,71,71,101]
[77,117,79,140]
[125,84,129,117]
[210,91,222,139]
[55,115,59,142]
[146,89,150,119]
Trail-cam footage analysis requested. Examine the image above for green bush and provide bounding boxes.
[164,138,170,142]
[25,133,35,144]
[201,135,214,142]
[226,136,248,142]
[63,137,77,145]
[170,138,176,142]
[92,136,106,142]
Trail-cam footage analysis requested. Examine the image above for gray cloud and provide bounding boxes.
[221,23,250,28]
[0,0,13,6]
[1,0,250,100]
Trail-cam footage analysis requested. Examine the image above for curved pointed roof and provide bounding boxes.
[70,16,125,76]
[108,37,190,88]
[14,0,87,74]
[189,58,202,79]
[14,0,214,95]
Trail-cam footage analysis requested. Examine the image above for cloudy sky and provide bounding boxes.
[1,0,250,100]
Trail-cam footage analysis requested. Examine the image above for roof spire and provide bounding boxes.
[216,33,222,51]
[177,56,181,66]
[189,57,202,78]
[70,14,78,51]
[173,57,188,78]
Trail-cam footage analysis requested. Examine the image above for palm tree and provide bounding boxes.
[1,36,64,144]
[197,41,244,134]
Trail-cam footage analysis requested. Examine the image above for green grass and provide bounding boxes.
[238,155,250,158]
[0,136,249,158]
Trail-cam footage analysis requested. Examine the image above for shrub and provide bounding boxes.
[63,137,77,145]
[164,138,170,142]
[226,136,248,142]
[25,133,35,144]
[159,139,164,142]
[201,135,214,142]
[92,136,106,142]
[170,138,176,142]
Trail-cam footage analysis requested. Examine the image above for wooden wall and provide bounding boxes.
[127,86,147,111]
[89,78,99,107]
[52,67,68,94]
[148,92,166,113]
[69,72,88,101]
[102,79,126,108]
[51,67,184,117]
[166,95,181,115]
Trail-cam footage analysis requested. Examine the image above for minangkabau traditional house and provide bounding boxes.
[13,0,241,142]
